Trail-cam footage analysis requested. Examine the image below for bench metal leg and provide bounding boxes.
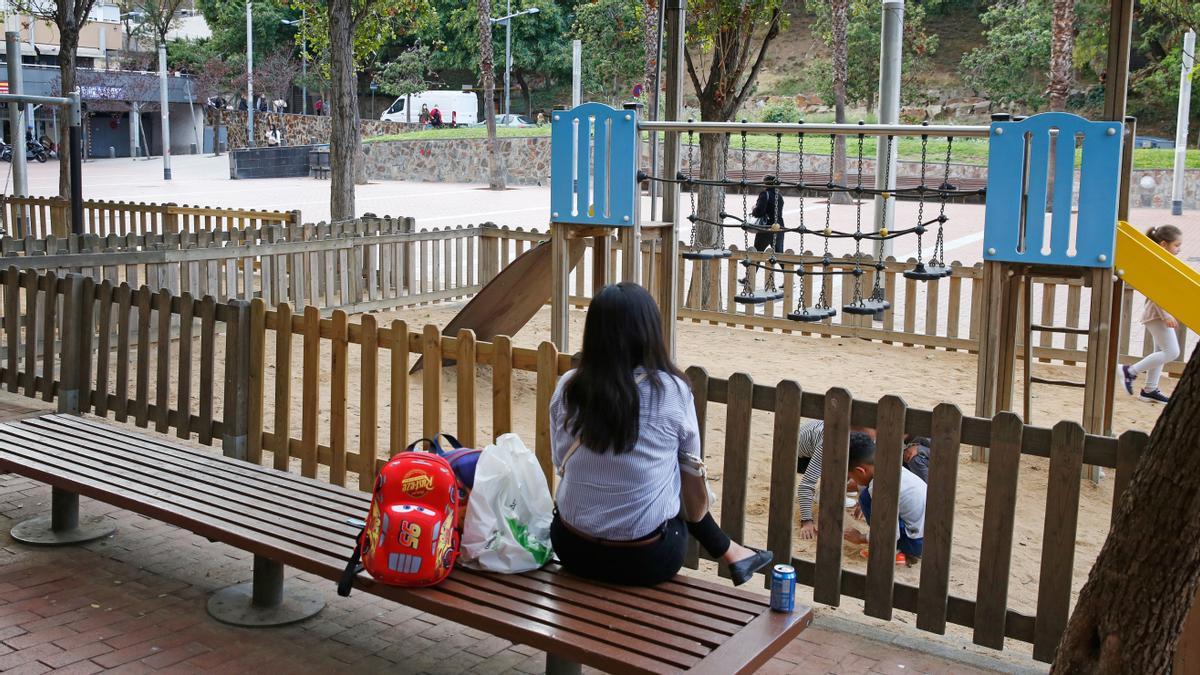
[207,555,325,627]
[545,653,582,675]
[11,487,116,546]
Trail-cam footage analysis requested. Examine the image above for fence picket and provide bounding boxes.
[814,387,853,606]
[916,403,963,633]
[1032,421,1085,661]
[535,341,558,487]
[197,296,216,444]
[766,380,802,587]
[457,329,477,448]
[720,373,755,551]
[153,289,172,432]
[22,271,37,396]
[360,314,378,489]
[389,319,409,457]
[176,294,194,439]
[247,299,266,464]
[95,281,114,416]
[492,334,513,437]
[272,304,294,471]
[134,287,152,427]
[330,310,349,486]
[864,395,907,619]
[301,306,321,478]
[973,412,1024,648]
[422,324,442,439]
[4,267,18,391]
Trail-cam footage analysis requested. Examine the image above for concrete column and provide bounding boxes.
[1171,29,1195,215]
[872,0,903,260]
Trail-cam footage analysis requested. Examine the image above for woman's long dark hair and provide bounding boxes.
[562,282,687,454]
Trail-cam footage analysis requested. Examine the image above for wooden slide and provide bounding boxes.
[412,237,586,372]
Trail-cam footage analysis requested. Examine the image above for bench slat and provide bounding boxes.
[488,570,743,642]
[525,568,761,623]
[48,415,367,511]
[452,571,711,659]
[8,421,360,545]
[443,573,703,668]
[0,434,357,561]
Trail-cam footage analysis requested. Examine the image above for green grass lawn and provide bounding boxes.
[364,125,1200,170]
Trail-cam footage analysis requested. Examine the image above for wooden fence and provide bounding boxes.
[482,226,1193,380]
[0,220,481,317]
[0,195,301,239]
[0,267,1153,662]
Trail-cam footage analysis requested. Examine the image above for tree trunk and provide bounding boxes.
[328,0,358,221]
[478,0,505,190]
[515,71,531,116]
[689,125,728,310]
[57,28,79,204]
[830,0,851,205]
[642,0,659,99]
[1048,0,1075,111]
[1053,344,1200,672]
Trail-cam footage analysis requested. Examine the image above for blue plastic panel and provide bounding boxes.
[982,113,1123,268]
[550,103,638,227]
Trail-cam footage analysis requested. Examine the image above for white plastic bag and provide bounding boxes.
[459,433,554,573]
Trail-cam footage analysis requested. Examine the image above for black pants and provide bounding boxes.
[551,513,731,586]
[753,231,785,253]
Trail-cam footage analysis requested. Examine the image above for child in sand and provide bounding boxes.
[842,432,925,565]
[1120,225,1183,404]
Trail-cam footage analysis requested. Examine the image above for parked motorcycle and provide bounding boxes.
[25,138,48,163]
[0,141,11,162]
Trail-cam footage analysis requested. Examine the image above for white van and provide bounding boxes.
[380,91,479,126]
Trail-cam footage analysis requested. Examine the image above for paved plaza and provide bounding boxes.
[13,154,1199,267]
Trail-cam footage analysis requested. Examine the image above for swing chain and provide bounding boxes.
[933,136,953,266]
[851,132,866,305]
[915,133,929,265]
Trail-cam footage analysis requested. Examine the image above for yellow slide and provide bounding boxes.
[1115,220,1200,331]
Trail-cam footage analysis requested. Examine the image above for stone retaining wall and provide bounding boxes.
[363,136,551,186]
[355,135,1197,208]
[221,111,418,150]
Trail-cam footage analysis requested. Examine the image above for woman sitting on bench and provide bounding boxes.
[550,282,774,586]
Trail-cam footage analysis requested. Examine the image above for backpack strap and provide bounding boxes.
[337,528,365,597]
[556,372,649,479]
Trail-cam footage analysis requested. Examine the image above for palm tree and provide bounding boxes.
[1047,0,1075,111]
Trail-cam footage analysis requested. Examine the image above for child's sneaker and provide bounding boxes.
[1120,365,1135,395]
[1139,388,1170,404]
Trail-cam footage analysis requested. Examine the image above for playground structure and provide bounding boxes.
[534,103,1197,482]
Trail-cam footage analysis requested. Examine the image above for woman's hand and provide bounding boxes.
[799,520,817,539]
[1166,317,1179,329]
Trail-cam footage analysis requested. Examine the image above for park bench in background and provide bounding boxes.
[0,413,813,674]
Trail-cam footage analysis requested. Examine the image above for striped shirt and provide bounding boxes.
[551,368,699,541]
[796,420,824,522]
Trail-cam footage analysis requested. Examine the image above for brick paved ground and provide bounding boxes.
[0,402,1041,673]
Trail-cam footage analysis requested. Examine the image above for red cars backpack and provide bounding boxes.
[338,444,461,595]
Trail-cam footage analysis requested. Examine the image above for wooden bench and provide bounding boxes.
[0,414,812,674]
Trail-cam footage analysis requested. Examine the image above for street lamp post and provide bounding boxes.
[246,0,254,146]
[489,3,539,118]
[281,13,306,115]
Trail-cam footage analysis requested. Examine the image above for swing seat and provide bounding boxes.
[788,307,837,322]
[682,248,732,261]
[842,299,890,315]
[902,263,950,281]
[734,289,785,305]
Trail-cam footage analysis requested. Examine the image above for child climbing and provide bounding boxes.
[1121,225,1183,404]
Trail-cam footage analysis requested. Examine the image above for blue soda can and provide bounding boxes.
[770,564,796,613]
